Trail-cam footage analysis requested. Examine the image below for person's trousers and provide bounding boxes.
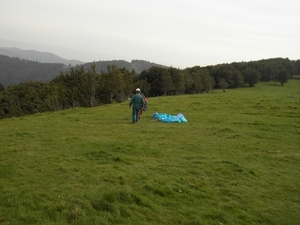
[132,108,139,123]
[138,107,143,119]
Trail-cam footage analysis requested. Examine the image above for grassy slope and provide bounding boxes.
[0,79,299,225]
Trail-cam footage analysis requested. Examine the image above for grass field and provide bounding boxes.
[0,78,299,225]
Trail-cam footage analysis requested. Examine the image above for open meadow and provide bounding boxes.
[0,78,299,225]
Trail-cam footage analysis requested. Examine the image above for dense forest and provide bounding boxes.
[0,57,299,119]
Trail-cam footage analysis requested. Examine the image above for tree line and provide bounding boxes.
[0,57,299,119]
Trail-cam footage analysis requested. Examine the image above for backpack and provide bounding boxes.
[142,94,148,111]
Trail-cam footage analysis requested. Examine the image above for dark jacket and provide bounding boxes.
[129,93,145,110]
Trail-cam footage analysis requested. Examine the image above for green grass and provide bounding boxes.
[0,78,299,225]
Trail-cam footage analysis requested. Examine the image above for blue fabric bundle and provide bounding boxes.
[151,112,188,123]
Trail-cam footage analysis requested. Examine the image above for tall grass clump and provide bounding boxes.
[0,78,299,225]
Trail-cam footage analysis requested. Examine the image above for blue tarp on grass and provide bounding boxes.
[151,112,188,123]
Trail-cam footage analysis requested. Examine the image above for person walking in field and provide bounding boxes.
[138,92,147,120]
[129,88,145,123]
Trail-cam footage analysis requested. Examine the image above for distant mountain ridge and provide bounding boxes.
[0,55,67,87]
[0,49,168,87]
[0,47,85,66]
[84,59,167,74]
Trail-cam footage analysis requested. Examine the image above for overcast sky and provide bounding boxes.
[1,0,299,68]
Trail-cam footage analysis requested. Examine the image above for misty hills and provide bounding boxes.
[0,47,85,66]
[0,55,68,87]
[84,60,167,74]
[0,48,167,87]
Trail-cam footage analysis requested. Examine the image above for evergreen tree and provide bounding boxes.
[168,67,185,95]
[0,83,4,92]
[242,68,260,87]
[277,70,290,86]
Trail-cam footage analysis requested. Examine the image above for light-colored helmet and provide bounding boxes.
[136,88,141,92]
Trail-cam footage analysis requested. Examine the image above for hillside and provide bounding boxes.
[83,59,167,74]
[0,55,167,87]
[0,55,68,87]
[0,47,84,66]
[0,80,299,224]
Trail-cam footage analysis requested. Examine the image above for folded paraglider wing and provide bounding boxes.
[151,112,188,123]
